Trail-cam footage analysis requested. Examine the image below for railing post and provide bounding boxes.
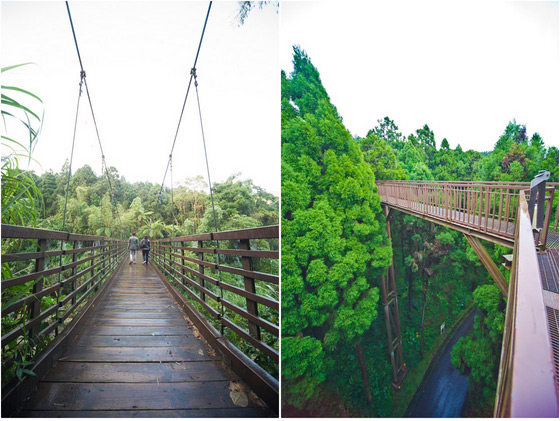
[240,238,261,341]
[102,238,106,280]
[444,183,449,220]
[540,188,554,249]
[484,186,490,231]
[71,240,78,305]
[181,240,186,279]
[29,238,47,339]
[89,241,95,292]
[198,240,206,302]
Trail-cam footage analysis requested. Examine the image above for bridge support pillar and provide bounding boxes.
[382,206,407,388]
[464,234,508,296]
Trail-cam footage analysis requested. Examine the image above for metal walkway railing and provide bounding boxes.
[377,180,558,248]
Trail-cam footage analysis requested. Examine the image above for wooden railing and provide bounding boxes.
[1,225,126,388]
[377,180,558,247]
[151,225,279,377]
[494,191,558,417]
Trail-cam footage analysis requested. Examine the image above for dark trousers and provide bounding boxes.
[142,249,149,263]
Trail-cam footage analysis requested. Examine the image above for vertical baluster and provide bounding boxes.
[240,238,261,341]
[29,238,47,340]
[477,185,484,230]
[540,188,554,247]
[71,240,78,305]
[490,187,496,231]
[102,238,107,281]
[498,188,504,234]
[198,240,206,302]
[484,186,490,231]
[180,240,186,281]
[505,190,512,235]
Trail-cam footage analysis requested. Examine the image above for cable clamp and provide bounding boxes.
[80,70,86,79]
[190,67,197,77]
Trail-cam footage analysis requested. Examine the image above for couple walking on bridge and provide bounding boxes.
[128,232,151,264]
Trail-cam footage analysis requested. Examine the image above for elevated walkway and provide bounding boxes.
[377,179,558,417]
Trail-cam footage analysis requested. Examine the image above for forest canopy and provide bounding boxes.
[30,166,278,239]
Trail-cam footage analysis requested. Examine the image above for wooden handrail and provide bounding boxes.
[1,224,127,388]
[151,225,279,371]
[494,192,558,417]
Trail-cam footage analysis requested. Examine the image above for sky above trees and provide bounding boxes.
[280,1,559,152]
[1,1,279,194]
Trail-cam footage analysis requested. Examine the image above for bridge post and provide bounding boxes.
[382,205,407,388]
[29,239,47,340]
[197,240,206,302]
[101,239,106,280]
[180,240,186,281]
[88,242,95,292]
[71,240,78,305]
[240,238,261,341]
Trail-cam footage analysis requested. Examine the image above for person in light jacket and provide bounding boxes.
[128,232,139,264]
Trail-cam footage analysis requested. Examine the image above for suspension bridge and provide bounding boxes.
[377,175,558,417]
[1,225,279,416]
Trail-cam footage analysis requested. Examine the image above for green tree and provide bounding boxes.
[282,46,392,414]
[451,284,505,413]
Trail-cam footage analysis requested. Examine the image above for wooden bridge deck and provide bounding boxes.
[20,262,272,417]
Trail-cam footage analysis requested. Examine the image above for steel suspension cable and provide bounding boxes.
[61,73,84,234]
[193,71,225,331]
[65,1,125,239]
[56,72,84,332]
[157,1,212,209]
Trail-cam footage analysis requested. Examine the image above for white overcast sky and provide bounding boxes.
[1,1,280,194]
[280,0,560,152]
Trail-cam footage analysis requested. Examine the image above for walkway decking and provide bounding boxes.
[20,261,272,417]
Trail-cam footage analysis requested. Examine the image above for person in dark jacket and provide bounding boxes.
[128,232,139,264]
[141,236,151,265]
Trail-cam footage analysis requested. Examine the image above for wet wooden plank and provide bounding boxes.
[89,311,184,319]
[74,325,190,336]
[20,407,274,417]
[84,318,187,327]
[60,346,216,362]
[25,382,250,411]
[70,334,199,347]
[44,362,231,383]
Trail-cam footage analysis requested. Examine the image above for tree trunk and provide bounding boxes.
[355,342,372,405]
[335,387,348,417]
[407,266,413,313]
[420,272,427,358]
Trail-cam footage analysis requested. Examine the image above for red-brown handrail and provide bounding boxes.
[377,180,558,248]
[494,191,558,417]
[151,225,279,369]
[1,224,127,387]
